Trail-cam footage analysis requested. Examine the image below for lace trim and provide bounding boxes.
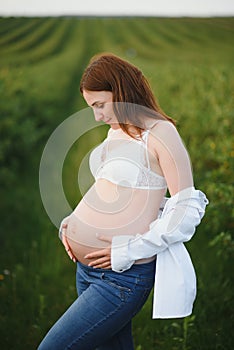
[136,168,167,189]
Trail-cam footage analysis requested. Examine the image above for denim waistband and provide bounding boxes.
[77,259,156,274]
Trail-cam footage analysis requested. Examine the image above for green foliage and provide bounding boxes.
[0,16,233,350]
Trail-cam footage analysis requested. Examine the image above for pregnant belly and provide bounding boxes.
[65,179,165,265]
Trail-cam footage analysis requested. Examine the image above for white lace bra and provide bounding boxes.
[89,127,167,190]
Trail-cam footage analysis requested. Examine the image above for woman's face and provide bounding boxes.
[83,90,119,129]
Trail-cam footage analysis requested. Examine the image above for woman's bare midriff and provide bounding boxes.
[65,179,166,265]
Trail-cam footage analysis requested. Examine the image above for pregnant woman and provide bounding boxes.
[38,54,208,350]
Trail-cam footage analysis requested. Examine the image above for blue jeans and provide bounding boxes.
[38,260,156,350]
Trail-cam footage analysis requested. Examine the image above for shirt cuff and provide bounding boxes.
[111,235,135,273]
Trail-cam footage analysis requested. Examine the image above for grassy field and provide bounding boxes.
[0,16,233,349]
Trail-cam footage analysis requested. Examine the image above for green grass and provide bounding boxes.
[0,16,233,350]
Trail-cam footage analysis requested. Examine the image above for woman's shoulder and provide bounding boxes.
[147,120,187,162]
[149,120,180,142]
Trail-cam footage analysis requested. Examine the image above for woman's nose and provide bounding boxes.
[93,110,103,122]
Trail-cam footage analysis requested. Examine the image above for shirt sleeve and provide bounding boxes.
[111,186,209,272]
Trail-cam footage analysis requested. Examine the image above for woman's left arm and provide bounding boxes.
[85,122,209,270]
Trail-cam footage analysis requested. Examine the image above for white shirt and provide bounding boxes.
[111,186,209,318]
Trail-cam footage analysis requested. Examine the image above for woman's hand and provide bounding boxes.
[84,235,112,269]
[61,223,77,263]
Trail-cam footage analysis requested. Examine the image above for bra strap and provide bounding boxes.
[142,130,151,170]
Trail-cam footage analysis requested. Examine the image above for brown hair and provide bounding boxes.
[80,53,175,139]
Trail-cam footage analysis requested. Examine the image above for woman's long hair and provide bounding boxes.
[80,53,175,139]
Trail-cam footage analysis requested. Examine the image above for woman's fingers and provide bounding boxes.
[62,234,77,263]
[93,262,112,269]
[88,258,111,269]
[61,232,112,266]
[84,248,110,260]
[96,233,112,243]
[87,256,110,266]
[62,234,69,250]
[84,247,111,269]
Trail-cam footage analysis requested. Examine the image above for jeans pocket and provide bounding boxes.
[100,273,132,302]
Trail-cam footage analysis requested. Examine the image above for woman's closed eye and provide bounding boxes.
[96,103,104,109]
